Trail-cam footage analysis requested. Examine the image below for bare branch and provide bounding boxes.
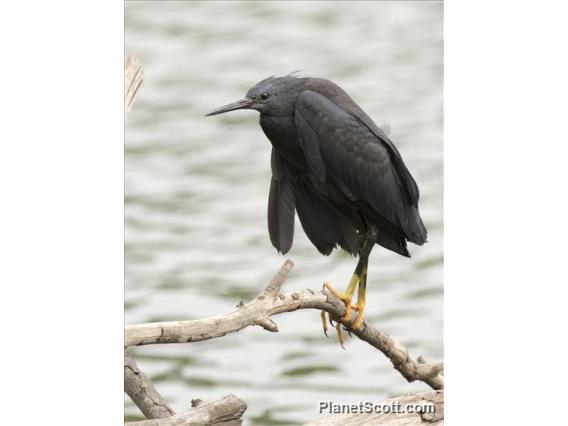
[125,350,175,419]
[125,260,443,390]
[124,260,295,347]
[125,54,144,114]
[261,259,294,297]
[126,395,247,426]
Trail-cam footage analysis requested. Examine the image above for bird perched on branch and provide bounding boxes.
[207,75,426,347]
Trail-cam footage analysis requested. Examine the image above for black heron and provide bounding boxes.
[207,75,427,346]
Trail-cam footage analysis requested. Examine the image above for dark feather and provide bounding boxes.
[267,151,296,253]
[295,89,427,247]
[295,112,326,181]
[293,179,360,255]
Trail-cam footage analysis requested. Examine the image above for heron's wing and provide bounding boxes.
[293,177,360,255]
[352,114,420,207]
[294,90,426,245]
[267,149,295,254]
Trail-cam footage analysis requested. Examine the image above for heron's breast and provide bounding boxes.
[260,115,307,168]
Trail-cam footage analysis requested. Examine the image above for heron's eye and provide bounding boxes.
[259,92,269,101]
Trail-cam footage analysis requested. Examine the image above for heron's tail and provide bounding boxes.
[406,206,427,246]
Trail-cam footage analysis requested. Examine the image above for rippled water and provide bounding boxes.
[125,1,443,424]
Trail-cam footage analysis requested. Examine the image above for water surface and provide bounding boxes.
[125,2,443,424]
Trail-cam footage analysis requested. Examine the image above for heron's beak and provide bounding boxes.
[205,98,254,116]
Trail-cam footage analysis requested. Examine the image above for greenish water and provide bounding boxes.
[125,1,443,424]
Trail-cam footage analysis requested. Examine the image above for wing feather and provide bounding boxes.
[293,179,359,255]
[294,90,426,245]
[267,149,296,253]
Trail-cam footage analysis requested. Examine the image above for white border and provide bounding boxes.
[0,0,124,423]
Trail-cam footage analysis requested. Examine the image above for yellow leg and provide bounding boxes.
[323,273,359,321]
[320,228,376,344]
[351,267,367,330]
[321,274,361,347]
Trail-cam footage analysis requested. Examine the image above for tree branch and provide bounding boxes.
[126,395,247,426]
[125,349,176,419]
[125,54,143,114]
[125,260,443,390]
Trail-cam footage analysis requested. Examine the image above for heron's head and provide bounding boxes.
[206,75,305,117]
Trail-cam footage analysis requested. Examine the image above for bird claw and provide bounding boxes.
[336,323,346,350]
[321,310,349,348]
[320,311,329,337]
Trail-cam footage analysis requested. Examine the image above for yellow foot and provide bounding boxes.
[320,310,345,349]
[321,273,365,348]
[350,304,365,330]
[323,281,355,322]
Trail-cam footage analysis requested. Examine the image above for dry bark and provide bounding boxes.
[125,54,143,114]
[125,350,176,419]
[125,260,443,390]
[126,395,247,426]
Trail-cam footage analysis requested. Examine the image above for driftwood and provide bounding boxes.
[125,54,143,114]
[125,260,444,390]
[304,390,443,426]
[127,395,247,426]
[125,350,176,419]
